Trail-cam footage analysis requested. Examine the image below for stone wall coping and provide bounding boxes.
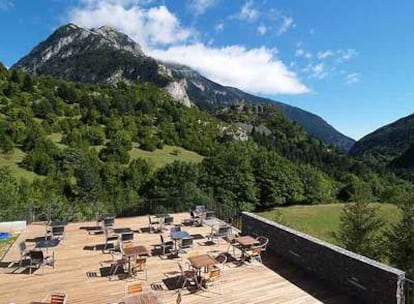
[243,212,405,277]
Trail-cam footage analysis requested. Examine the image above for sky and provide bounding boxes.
[1,0,414,140]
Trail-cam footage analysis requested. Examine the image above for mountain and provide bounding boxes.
[350,113,414,160]
[13,23,354,151]
[13,23,169,86]
[166,63,355,151]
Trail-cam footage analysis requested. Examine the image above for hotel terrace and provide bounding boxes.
[0,211,408,304]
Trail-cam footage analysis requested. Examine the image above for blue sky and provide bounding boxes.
[1,0,414,140]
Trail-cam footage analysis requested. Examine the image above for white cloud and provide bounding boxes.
[187,0,218,15]
[68,0,308,95]
[304,63,328,79]
[215,22,224,32]
[234,1,259,22]
[0,0,14,11]
[295,48,312,59]
[150,44,309,95]
[69,0,193,49]
[345,72,360,84]
[257,24,267,36]
[337,49,358,62]
[277,16,294,35]
[317,50,334,60]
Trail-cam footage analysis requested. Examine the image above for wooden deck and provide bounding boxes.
[0,213,355,304]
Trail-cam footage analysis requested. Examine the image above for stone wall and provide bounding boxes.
[241,212,406,304]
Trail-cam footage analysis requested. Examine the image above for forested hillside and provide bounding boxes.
[0,63,411,221]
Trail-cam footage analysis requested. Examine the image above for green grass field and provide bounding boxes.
[0,149,40,181]
[129,145,203,169]
[257,203,401,245]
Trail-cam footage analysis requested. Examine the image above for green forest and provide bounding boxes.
[0,62,412,223]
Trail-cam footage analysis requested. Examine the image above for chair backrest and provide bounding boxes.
[50,292,66,304]
[170,226,181,234]
[121,232,134,242]
[205,211,214,219]
[186,250,199,258]
[134,258,146,271]
[164,216,174,225]
[180,238,193,248]
[215,253,227,265]
[52,226,65,234]
[18,241,26,253]
[103,217,114,227]
[257,236,269,251]
[218,226,230,236]
[29,250,44,260]
[125,282,144,296]
[148,215,152,224]
[207,269,221,282]
[195,205,205,213]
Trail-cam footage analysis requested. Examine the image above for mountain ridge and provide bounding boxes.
[12,23,355,151]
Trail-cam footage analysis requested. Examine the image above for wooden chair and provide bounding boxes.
[245,246,263,264]
[132,257,147,281]
[204,268,222,294]
[186,250,199,258]
[125,282,144,297]
[29,250,55,275]
[30,291,67,304]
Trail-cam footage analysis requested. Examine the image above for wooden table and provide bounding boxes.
[188,254,216,274]
[124,292,161,304]
[235,236,260,264]
[122,245,150,277]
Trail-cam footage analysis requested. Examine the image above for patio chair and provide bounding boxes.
[29,250,55,275]
[100,250,127,281]
[30,291,67,304]
[164,215,174,226]
[186,250,199,258]
[177,262,197,289]
[18,241,31,267]
[226,232,241,256]
[179,238,193,253]
[125,282,145,297]
[103,217,115,229]
[195,205,206,213]
[190,211,202,227]
[154,235,174,256]
[203,268,222,294]
[103,228,118,250]
[119,232,134,248]
[170,226,181,234]
[205,211,215,220]
[256,236,269,252]
[49,226,65,240]
[148,215,160,233]
[244,246,263,264]
[209,225,231,245]
[132,257,147,281]
[214,253,227,270]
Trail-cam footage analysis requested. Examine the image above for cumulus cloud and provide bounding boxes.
[345,72,360,84]
[317,50,334,60]
[303,63,328,79]
[69,0,193,48]
[67,0,308,95]
[150,44,309,95]
[187,0,218,15]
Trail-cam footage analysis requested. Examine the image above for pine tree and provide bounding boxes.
[336,202,384,259]
[387,201,414,276]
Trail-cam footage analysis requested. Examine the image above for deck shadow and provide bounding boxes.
[83,243,114,251]
[262,252,361,304]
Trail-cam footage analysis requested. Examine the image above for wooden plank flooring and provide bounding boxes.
[0,213,354,304]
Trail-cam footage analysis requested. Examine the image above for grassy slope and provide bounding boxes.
[129,145,203,169]
[0,149,40,181]
[257,203,400,245]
